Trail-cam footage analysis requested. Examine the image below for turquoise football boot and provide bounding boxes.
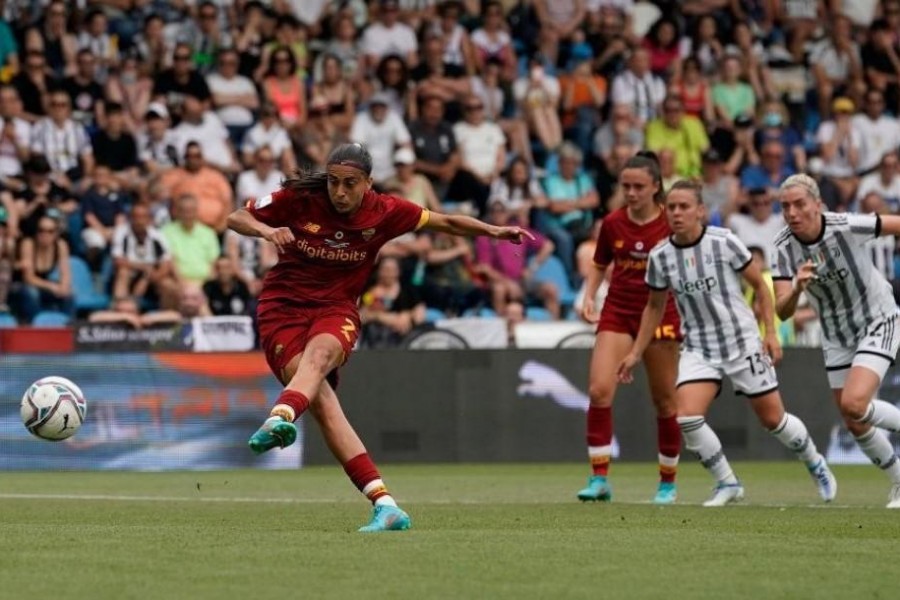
[358,505,412,532]
[248,416,297,454]
[652,481,677,505]
[577,475,612,502]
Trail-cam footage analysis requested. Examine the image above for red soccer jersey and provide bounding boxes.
[593,207,678,318]
[247,186,428,310]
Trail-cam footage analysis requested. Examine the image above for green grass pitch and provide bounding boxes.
[1,462,898,600]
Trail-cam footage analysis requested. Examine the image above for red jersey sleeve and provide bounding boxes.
[380,193,428,237]
[592,219,614,267]
[245,187,294,227]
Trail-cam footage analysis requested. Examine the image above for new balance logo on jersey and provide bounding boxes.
[673,276,718,295]
[302,222,321,233]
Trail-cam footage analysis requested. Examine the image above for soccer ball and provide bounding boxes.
[20,376,87,441]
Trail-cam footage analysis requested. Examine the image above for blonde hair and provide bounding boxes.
[779,173,821,201]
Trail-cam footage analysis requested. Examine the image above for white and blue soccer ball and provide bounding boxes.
[20,376,87,441]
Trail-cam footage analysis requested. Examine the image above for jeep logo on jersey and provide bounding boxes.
[814,267,850,283]
[673,276,718,295]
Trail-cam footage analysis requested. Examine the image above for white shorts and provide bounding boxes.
[81,227,108,250]
[824,313,900,389]
[676,344,778,398]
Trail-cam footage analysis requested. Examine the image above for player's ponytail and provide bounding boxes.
[623,151,665,204]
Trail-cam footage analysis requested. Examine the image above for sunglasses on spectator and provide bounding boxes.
[38,227,58,234]
[185,152,202,159]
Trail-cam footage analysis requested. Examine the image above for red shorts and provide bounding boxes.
[257,301,361,388]
[597,304,682,342]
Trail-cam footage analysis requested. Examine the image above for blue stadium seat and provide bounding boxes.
[532,255,577,307]
[32,311,71,327]
[0,313,17,328]
[525,306,554,321]
[463,306,498,318]
[69,256,111,313]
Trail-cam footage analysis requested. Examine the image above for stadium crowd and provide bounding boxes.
[0,0,898,347]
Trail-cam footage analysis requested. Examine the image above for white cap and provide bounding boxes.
[145,102,169,120]
[393,147,416,165]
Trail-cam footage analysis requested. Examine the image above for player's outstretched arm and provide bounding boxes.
[617,289,667,383]
[741,259,782,365]
[226,208,295,253]
[879,214,900,237]
[422,211,534,244]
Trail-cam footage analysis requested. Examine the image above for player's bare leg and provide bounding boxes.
[310,382,411,531]
[644,339,680,504]
[577,331,632,502]
[750,391,836,502]
[835,366,900,508]
[676,382,745,507]
[248,334,343,454]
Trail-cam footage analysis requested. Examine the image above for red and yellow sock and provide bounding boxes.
[587,406,612,476]
[270,390,310,423]
[658,415,681,483]
[343,453,397,506]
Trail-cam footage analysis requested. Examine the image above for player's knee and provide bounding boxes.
[839,393,869,421]
[303,344,342,377]
[588,381,614,406]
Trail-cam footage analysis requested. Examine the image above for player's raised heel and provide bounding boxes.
[652,481,677,505]
[358,505,412,532]
[248,417,298,454]
[577,475,612,502]
[887,484,900,509]
[702,482,744,507]
[807,455,837,502]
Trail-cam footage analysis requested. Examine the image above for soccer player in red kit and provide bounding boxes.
[227,144,532,531]
[577,152,682,504]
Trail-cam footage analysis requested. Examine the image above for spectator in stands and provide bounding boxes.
[207,47,259,146]
[862,18,900,115]
[385,147,442,211]
[0,206,14,312]
[242,102,296,172]
[63,49,105,132]
[350,91,412,185]
[810,15,862,120]
[513,54,563,154]
[538,142,599,279]
[856,151,900,211]
[421,230,486,317]
[360,256,426,348]
[727,187,782,265]
[682,15,724,78]
[645,95,709,178]
[360,0,418,71]
[858,191,897,284]
[161,142,234,233]
[257,14,308,82]
[292,95,343,170]
[236,146,284,204]
[11,50,49,122]
[261,46,306,128]
[640,16,681,79]
[852,88,900,175]
[24,0,76,78]
[409,95,459,200]
[310,53,356,134]
[699,148,739,227]
[152,42,212,122]
[411,32,469,121]
[474,58,534,166]
[725,21,769,100]
[740,139,794,197]
[371,55,415,121]
[181,1,232,75]
[30,90,94,190]
[88,296,151,328]
[451,94,506,214]
[13,155,78,238]
[610,47,665,126]
[13,214,73,323]
[712,55,755,128]
[161,193,220,285]
[91,102,140,190]
[105,55,153,134]
[533,0,585,67]
[173,93,240,175]
[559,45,606,156]
[318,14,361,82]
[754,100,806,173]
[816,96,862,202]
[471,1,518,82]
[133,14,169,77]
[203,255,252,317]
[137,103,180,175]
[429,0,476,75]
[668,56,715,124]
[111,202,175,308]
[592,104,643,170]
[139,282,213,326]
[475,200,559,319]
[81,165,128,271]
[0,85,31,183]
[488,156,548,226]
[77,9,117,82]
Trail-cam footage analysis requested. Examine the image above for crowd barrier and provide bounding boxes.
[1,349,897,470]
